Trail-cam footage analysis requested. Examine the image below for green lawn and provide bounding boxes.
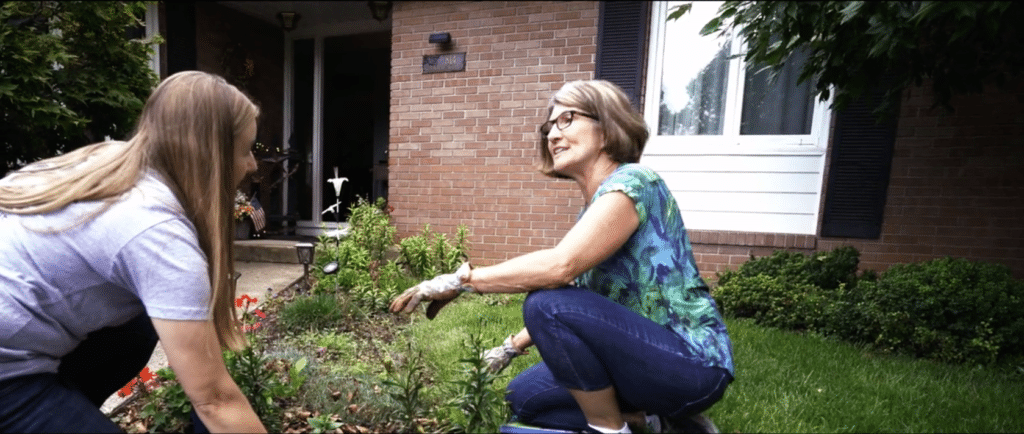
[408,295,1024,433]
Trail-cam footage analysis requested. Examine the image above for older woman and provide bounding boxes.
[0,71,266,432]
[391,80,733,433]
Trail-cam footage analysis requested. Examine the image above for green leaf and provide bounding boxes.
[839,1,864,24]
[666,3,692,21]
[700,16,724,36]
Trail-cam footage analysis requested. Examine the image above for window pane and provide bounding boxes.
[740,49,815,135]
[658,1,731,136]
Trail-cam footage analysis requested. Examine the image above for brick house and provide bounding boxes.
[148,1,1024,279]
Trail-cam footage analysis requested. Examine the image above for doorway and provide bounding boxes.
[288,32,389,233]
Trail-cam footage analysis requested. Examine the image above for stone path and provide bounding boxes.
[100,261,304,415]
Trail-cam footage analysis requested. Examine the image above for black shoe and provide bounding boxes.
[659,413,719,434]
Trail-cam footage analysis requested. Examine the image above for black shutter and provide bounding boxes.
[165,2,196,75]
[820,83,900,239]
[596,1,650,110]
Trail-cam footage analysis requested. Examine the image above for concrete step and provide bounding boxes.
[234,238,317,264]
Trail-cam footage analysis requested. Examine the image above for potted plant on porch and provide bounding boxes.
[234,190,256,239]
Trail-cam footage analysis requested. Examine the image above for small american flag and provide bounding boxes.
[249,195,266,233]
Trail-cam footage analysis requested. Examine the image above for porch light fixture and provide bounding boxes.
[295,242,314,289]
[428,32,451,45]
[277,11,300,31]
[368,1,392,22]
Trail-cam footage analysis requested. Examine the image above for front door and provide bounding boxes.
[286,32,390,235]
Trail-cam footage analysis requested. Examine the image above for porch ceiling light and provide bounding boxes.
[368,1,393,22]
[277,11,299,31]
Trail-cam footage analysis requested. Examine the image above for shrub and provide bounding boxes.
[849,258,1024,365]
[717,247,1024,366]
[714,246,861,330]
[716,246,861,290]
[713,274,826,331]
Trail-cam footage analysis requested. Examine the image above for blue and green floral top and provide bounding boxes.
[577,164,734,376]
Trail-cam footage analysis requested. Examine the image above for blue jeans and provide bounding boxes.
[0,313,158,433]
[506,287,732,431]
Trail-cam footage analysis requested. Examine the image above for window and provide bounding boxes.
[641,1,833,235]
[644,1,831,154]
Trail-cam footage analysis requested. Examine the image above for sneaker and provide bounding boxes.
[659,413,719,434]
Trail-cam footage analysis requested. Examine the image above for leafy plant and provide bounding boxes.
[346,197,396,262]
[848,258,1024,365]
[444,318,510,434]
[382,342,430,432]
[137,368,191,433]
[312,199,471,313]
[399,224,470,280]
[307,413,343,434]
[222,337,309,432]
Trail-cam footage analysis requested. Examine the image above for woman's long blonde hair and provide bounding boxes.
[0,71,256,351]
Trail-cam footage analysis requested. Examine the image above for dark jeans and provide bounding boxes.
[0,313,158,433]
[506,288,732,431]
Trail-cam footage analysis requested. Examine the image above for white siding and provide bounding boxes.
[639,152,827,234]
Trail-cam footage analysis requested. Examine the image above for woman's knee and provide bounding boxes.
[522,287,575,328]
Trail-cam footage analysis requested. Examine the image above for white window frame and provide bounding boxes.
[145,3,161,78]
[643,1,832,157]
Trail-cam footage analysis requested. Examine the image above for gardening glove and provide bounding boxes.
[482,335,526,373]
[390,262,474,318]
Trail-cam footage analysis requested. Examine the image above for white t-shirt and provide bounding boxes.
[0,171,211,381]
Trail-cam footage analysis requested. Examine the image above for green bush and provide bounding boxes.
[713,274,826,331]
[715,247,1024,366]
[849,258,1024,365]
[716,246,861,290]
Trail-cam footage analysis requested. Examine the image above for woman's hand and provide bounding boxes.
[389,262,472,317]
[150,318,267,433]
[483,334,528,373]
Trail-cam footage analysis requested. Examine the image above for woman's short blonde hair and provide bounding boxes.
[537,80,649,178]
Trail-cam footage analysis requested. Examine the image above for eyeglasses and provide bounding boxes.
[540,110,600,135]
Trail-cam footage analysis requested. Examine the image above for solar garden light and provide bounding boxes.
[295,242,314,289]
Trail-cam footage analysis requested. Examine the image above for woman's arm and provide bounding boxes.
[467,191,639,293]
[151,318,266,433]
[509,327,533,352]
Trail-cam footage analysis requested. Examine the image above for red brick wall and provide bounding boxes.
[818,79,1024,278]
[389,1,598,265]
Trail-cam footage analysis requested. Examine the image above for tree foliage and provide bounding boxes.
[0,1,159,177]
[671,1,1024,114]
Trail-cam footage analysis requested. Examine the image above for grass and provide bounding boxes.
[405,295,1024,433]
